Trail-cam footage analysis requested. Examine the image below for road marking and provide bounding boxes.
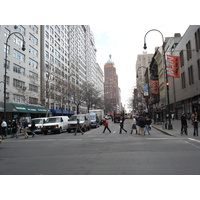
[188,138,200,143]
[185,141,200,149]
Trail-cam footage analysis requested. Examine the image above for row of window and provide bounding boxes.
[181,59,200,88]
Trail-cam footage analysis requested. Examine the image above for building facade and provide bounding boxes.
[0,25,104,120]
[104,55,119,113]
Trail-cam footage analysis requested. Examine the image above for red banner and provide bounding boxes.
[150,80,158,94]
[166,55,180,78]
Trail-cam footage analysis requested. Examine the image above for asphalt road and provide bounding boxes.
[1,119,200,175]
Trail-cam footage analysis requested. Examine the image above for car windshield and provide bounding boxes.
[90,116,96,120]
[69,115,85,121]
[45,118,61,123]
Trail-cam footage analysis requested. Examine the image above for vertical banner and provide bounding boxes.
[150,80,158,94]
[166,55,180,78]
[143,83,149,96]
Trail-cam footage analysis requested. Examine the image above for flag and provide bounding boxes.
[166,55,180,78]
[150,80,158,94]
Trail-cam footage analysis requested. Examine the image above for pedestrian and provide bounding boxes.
[102,118,111,133]
[119,117,127,134]
[74,118,84,135]
[144,117,152,135]
[23,119,29,139]
[7,120,12,136]
[130,116,137,134]
[11,120,19,138]
[137,116,145,136]
[193,117,199,136]
[181,113,188,135]
[1,119,7,139]
[30,120,37,137]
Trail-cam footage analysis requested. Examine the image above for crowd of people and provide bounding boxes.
[0,119,37,140]
[102,115,152,136]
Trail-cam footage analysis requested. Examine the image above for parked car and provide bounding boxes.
[67,114,91,133]
[89,112,100,128]
[28,117,48,134]
[42,116,69,134]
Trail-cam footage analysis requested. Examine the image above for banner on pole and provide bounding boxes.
[166,55,180,78]
[150,80,158,94]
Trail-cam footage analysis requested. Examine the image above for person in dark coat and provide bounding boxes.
[11,120,18,138]
[181,113,188,135]
[119,117,127,134]
[137,116,146,136]
[193,117,199,136]
[30,120,37,137]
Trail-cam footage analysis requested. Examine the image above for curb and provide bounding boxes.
[152,125,175,137]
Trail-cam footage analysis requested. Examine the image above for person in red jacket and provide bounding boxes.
[102,118,111,133]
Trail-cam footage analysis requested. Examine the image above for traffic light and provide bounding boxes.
[166,82,169,90]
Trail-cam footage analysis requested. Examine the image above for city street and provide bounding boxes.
[1,119,200,175]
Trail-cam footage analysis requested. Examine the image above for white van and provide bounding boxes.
[28,117,48,133]
[42,116,69,134]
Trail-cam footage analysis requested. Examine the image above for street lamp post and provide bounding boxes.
[4,30,26,121]
[143,29,173,130]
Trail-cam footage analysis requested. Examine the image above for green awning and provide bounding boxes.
[12,104,29,113]
[0,102,18,112]
[24,105,51,114]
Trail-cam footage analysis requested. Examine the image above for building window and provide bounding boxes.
[13,94,25,103]
[29,71,38,81]
[4,28,10,38]
[186,40,192,60]
[13,78,25,88]
[188,65,194,85]
[13,64,25,75]
[29,46,38,57]
[198,59,200,80]
[29,97,38,104]
[181,72,186,89]
[29,58,38,69]
[17,26,25,36]
[195,28,200,52]
[29,33,38,45]
[29,84,38,92]
[13,49,25,62]
[13,35,23,47]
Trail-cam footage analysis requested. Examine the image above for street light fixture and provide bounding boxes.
[143,29,173,130]
[3,29,26,121]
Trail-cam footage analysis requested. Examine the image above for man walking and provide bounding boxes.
[74,119,84,135]
[1,119,7,139]
[119,117,127,134]
[23,119,29,139]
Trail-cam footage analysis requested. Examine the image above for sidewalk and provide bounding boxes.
[152,119,195,137]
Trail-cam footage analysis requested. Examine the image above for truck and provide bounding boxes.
[113,110,124,123]
[89,109,104,123]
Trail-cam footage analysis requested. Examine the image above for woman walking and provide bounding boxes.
[102,118,111,133]
[130,116,137,134]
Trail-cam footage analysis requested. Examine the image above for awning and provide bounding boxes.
[0,102,18,112]
[50,109,74,115]
[23,105,51,114]
[12,104,28,113]
[12,104,51,114]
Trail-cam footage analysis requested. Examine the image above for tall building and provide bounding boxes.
[0,25,104,119]
[104,55,119,112]
[0,25,43,119]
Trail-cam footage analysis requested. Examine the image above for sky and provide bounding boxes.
[91,24,189,110]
